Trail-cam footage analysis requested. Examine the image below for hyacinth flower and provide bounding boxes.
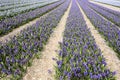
[89,2,120,19]
[56,0,116,80]
[0,0,70,79]
[88,2,120,26]
[0,0,65,36]
[78,0,120,58]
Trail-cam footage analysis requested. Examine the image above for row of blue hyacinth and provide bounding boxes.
[56,0,115,80]
[78,0,120,58]
[90,2,120,17]
[89,2,120,26]
[0,0,70,79]
[0,0,64,36]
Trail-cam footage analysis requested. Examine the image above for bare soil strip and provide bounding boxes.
[89,0,120,12]
[23,1,72,80]
[0,14,48,43]
[76,1,120,80]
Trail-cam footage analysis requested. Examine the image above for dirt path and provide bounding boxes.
[0,14,48,43]
[23,1,72,80]
[89,0,120,12]
[76,1,120,80]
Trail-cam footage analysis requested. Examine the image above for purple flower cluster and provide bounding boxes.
[56,0,115,80]
[78,0,120,58]
[89,2,120,18]
[0,0,70,79]
[88,2,120,26]
[0,0,65,36]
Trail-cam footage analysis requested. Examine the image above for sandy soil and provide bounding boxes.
[76,1,120,80]
[89,0,120,12]
[0,14,48,43]
[23,1,72,80]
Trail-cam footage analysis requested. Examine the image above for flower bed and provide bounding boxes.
[78,0,120,58]
[0,0,70,79]
[56,0,115,80]
[89,2,120,26]
[0,0,64,36]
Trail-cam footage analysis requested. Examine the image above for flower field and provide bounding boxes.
[0,0,120,80]
[0,0,64,36]
[78,0,120,58]
[56,0,115,80]
[0,0,70,79]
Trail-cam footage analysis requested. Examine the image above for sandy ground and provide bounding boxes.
[23,1,72,80]
[76,1,120,80]
[0,14,48,43]
[89,0,120,12]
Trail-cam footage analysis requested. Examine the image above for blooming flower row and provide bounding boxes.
[78,0,120,58]
[0,0,58,16]
[56,0,115,80]
[88,2,120,26]
[0,0,64,36]
[0,0,70,79]
[89,2,120,18]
